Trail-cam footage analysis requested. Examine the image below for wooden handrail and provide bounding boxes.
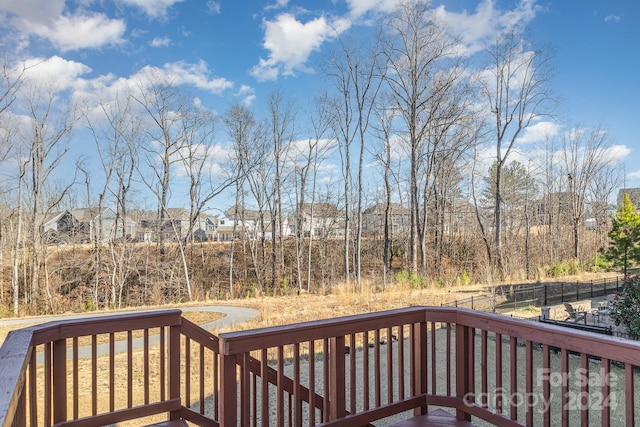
[2,306,640,427]
[0,329,35,427]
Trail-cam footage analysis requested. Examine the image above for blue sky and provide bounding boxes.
[0,0,638,207]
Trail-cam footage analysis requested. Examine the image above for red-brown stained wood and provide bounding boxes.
[144,329,150,405]
[143,420,189,427]
[481,330,488,408]
[525,340,533,427]
[561,348,569,427]
[542,344,550,427]
[601,357,610,427]
[398,326,405,401]
[509,336,516,421]
[581,353,589,427]
[495,333,502,414]
[3,306,640,427]
[385,408,476,427]
[625,363,634,427]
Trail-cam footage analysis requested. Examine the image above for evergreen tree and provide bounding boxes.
[610,275,640,340]
[601,193,640,277]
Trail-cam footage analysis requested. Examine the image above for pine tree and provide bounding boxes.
[609,275,640,340]
[601,193,640,277]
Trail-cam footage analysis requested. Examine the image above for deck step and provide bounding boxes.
[386,409,476,427]
[143,420,189,427]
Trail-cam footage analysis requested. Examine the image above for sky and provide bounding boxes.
[0,0,638,209]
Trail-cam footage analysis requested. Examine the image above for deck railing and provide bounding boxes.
[1,307,639,426]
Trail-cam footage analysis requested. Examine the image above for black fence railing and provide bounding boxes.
[442,275,623,313]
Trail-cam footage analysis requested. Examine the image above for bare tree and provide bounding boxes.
[324,30,384,288]
[131,74,188,256]
[371,97,397,288]
[265,91,295,292]
[223,104,260,297]
[177,102,238,298]
[0,58,27,313]
[289,100,333,292]
[560,125,619,260]
[84,89,142,307]
[19,81,76,310]
[382,0,463,274]
[477,30,555,278]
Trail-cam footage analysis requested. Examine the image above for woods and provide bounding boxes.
[0,1,627,316]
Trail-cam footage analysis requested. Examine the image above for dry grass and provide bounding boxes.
[208,280,474,334]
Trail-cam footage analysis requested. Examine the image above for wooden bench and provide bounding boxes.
[387,409,476,426]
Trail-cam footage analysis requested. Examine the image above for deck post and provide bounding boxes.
[219,350,238,426]
[52,338,67,424]
[455,324,473,422]
[329,336,346,420]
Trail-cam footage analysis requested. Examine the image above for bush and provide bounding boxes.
[459,270,471,286]
[545,259,585,277]
[395,268,426,289]
[609,275,640,340]
[592,256,614,272]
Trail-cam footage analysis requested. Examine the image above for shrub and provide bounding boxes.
[459,270,471,286]
[609,275,640,340]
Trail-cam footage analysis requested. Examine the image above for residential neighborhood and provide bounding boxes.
[38,188,626,246]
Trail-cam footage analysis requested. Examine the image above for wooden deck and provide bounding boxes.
[1,306,639,426]
[386,409,475,426]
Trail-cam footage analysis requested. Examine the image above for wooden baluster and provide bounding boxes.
[52,338,67,424]
[329,336,346,421]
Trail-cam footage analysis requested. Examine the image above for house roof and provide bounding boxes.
[69,207,110,222]
[224,205,262,220]
[298,203,342,217]
[363,202,410,215]
[617,188,640,208]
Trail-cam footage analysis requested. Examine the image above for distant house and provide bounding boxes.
[439,200,478,235]
[164,208,193,241]
[212,206,292,241]
[362,202,410,236]
[534,192,581,226]
[42,211,76,243]
[297,203,344,238]
[69,207,118,243]
[617,188,640,208]
[132,209,216,242]
[134,211,157,243]
[42,208,135,244]
[193,214,216,241]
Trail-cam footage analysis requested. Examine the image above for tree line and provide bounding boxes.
[0,1,624,315]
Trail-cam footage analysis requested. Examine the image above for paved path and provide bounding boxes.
[0,305,260,361]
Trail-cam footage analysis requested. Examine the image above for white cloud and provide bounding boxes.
[0,0,125,51]
[42,14,126,51]
[346,0,400,18]
[159,61,234,94]
[236,85,256,106]
[517,121,560,144]
[117,0,184,19]
[627,169,640,180]
[598,144,630,165]
[206,1,221,15]
[433,0,540,55]
[150,36,172,47]
[72,61,235,121]
[19,56,92,89]
[264,0,289,12]
[250,13,339,81]
[604,14,621,23]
